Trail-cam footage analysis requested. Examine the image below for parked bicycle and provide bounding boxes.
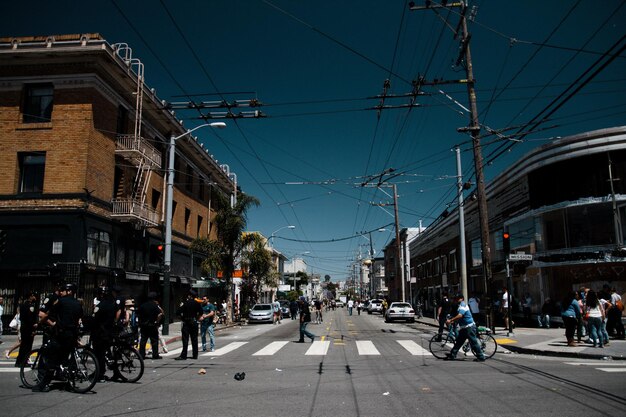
[20,339,99,393]
[429,322,497,359]
[101,328,144,383]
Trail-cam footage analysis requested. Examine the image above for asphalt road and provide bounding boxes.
[1,308,625,417]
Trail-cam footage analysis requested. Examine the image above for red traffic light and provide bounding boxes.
[157,244,164,251]
[503,232,510,239]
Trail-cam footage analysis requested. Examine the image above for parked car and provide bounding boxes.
[384,302,415,323]
[367,299,383,314]
[335,300,345,308]
[278,300,291,318]
[248,303,273,323]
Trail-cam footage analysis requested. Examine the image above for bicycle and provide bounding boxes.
[429,323,497,359]
[103,329,144,383]
[20,340,99,393]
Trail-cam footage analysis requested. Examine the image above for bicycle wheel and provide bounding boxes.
[477,333,498,359]
[429,334,455,359]
[113,347,144,383]
[20,349,44,389]
[69,348,99,393]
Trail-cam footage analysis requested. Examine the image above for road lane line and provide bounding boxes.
[596,368,626,372]
[397,340,432,356]
[356,340,380,355]
[252,341,289,356]
[305,341,330,355]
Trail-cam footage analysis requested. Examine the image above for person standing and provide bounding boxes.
[200,297,216,352]
[607,288,625,339]
[296,298,315,343]
[584,290,605,348]
[15,291,38,367]
[90,286,117,381]
[443,294,486,362]
[501,287,511,330]
[272,299,282,325]
[175,291,202,360]
[32,283,83,392]
[437,292,451,337]
[137,292,163,360]
[289,299,299,320]
[561,290,581,347]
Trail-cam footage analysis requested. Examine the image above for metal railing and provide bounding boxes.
[115,134,161,168]
[111,198,159,227]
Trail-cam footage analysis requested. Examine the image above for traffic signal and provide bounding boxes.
[157,243,165,264]
[150,243,165,265]
[502,230,511,254]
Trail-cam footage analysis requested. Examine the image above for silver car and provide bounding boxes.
[367,299,383,314]
[248,303,273,323]
[384,302,415,323]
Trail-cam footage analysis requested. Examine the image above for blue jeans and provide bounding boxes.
[587,317,603,347]
[200,321,215,351]
[450,324,485,360]
[299,322,315,341]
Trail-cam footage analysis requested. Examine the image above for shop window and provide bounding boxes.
[87,230,111,267]
[471,239,482,267]
[19,152,45,193]
[23,83,53,123]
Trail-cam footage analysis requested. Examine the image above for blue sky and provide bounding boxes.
[3,1,626,281]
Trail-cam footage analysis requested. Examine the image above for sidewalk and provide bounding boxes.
[416,318,626,360]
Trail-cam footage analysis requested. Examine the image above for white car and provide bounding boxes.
[248,303,273,323]
[384,302,415,323]
[367,299,383,314]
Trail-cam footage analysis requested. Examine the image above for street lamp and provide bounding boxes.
[162,122,226,335]
[270,225,295,247]
[292,251,310,295]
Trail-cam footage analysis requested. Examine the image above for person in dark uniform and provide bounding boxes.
[137,292,163,360]
[175,290,202,360]
[111,285,125,324]
[437,291,452,338]
[90,286,116,381]
[38,281,63,344]
[15,291,39,367]
[32,282,84,392]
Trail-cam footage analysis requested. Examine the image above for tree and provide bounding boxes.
[240,232,275,309]
[190,191,260,323]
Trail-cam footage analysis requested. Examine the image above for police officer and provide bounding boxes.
[175,290,202,360]
[32,282,84,392]
[38,281,64,344]
[15,291,39,367]
[137,292,163,360]
[90,286,116,382]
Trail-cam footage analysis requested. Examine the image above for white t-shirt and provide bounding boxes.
[502,292,509,309]
[347,300,354,308]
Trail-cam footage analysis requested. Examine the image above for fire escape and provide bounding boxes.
[111,44,160,227]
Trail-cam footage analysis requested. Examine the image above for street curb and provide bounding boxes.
[499,344,626,361]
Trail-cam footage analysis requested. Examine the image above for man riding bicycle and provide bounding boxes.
[32,282,84,392]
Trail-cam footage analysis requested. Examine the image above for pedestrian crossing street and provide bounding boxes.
[161,339,433,358]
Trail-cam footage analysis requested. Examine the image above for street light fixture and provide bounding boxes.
[270,225,295,247]
[162,122,226,335]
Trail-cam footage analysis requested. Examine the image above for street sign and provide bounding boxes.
[508,253,533,261]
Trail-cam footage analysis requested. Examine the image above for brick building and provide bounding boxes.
[0,34,237,321]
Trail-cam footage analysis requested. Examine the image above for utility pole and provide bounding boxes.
[408,1,492,310]
[455,147,469,301]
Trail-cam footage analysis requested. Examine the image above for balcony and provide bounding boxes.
[115,134,161,168]
[111,198,160,227]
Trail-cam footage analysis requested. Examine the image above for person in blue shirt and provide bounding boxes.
[200,297,217,352]
[443,294,486,362]
[561,290,581,347]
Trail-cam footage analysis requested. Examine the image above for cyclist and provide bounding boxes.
[32,282,84,392]
[314,299,323,323]
[90,286,116,382]
[443,293,486,362]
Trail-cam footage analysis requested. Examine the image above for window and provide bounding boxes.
[19,152,46,193]
[23,84,53,123]
[116,105,128,134]
[199,179,205,201]
[186,165,193,192]
[151,189,161,210]
[471,239,482,267]
[197,215,204,237]
[184,208,191,232]
[87,230,111,267]
[448,250,457,272]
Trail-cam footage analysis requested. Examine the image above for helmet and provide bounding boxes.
[64,283,77,293]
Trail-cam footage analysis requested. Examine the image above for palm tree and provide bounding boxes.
[240,232,276,309]
[190,191,259,323]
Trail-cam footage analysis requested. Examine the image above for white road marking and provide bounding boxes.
[564,362,626,366]
[596,368,626,372]
[356,340,380,355]
[305,341,330,355]
[201,341,248,357]
[397,340,432,356]
[252,341,290,356]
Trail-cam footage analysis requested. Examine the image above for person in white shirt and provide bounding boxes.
[501,287,511,330]
[347,299,354,316]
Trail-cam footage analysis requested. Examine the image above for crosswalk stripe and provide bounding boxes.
[397,340,432,356]
[305,341,330,355]
[0,368,20,373]
[252,341,289,356]
[596,368,626,372]
[201,341,248,357]
[564,362,625,366]
[356,340,380,355]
